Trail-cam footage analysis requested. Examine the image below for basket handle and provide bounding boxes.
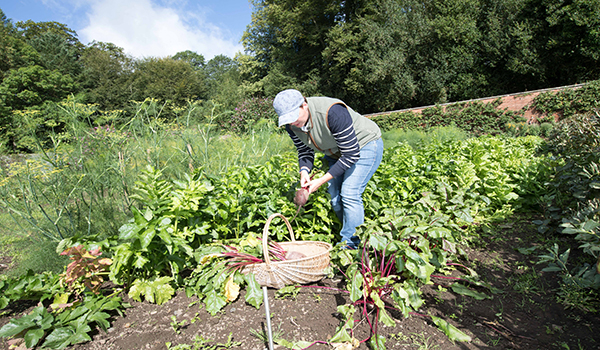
[262,213,296,266]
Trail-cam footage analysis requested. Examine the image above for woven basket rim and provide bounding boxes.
[242,213,332,288]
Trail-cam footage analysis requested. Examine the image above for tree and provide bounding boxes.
[28,31,82,77]
[536,0,600,84]
[78,41,134,110]
[0,9,40,78]
[172,50,206,71]
[15,20,83,51]
[131,57,208,105]
[203,54,242,109]
[0,65,76,110]
[243,0,343,89]
[323,0,418,111]
[242,0,600,113]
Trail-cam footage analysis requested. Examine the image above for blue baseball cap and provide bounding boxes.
[273,89,304,127]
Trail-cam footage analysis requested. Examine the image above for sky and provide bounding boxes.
[1,0,253,60]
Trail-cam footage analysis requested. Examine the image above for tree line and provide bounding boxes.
[243,0,600,112]
[0,0,599,153]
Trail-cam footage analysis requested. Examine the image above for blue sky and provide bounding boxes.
[1,0,253,59]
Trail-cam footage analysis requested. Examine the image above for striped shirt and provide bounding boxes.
[286,104,360,178]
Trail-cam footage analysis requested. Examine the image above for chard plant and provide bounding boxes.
[183,243,263,315]
[330,179,497,349]
[59,245,112,295]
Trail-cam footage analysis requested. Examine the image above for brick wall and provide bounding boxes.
[365,83,587,122]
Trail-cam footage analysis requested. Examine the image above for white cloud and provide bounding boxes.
[78,0,243,59]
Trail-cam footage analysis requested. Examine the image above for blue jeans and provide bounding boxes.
[325,138,383,249]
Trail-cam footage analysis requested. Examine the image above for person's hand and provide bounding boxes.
[300,170,311,187]
[306,173,333,194]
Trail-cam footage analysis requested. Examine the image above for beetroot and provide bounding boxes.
[285,250,307,260]
[294,187,310,207]
[291,187,310,222]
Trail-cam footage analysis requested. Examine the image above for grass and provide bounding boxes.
[381,125,470,149]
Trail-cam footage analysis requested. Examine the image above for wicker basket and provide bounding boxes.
[241,213,332,289]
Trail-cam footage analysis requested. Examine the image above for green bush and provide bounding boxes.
[216,97,279,134]
[531,80,600,119]
[537,113,600,285]
[372,99,524,135]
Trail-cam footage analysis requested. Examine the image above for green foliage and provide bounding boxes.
[244,0,600,113]
[27,31,82,77]
[183,245,263,315]
[532,112,600,308]
[109,166,212,285]
[543,113,600,210]
[78,41,134,111]
[0,65,76,110]
[130,57,208,105]
[0,269,62,304]
[332,181,488,346]
[217,97,279,134]
[172,50,206,71]
[372,99,525,136]
[531,80,600,119]
[368,135,550,218]
[128,276,175,305]
[0,267,124,349]
[382,125,469,149]
[0,292,124,349]
[537,243,600,311]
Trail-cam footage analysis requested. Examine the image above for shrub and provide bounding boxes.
[531,79,600,119]
[371,100,523,135]
[216,97,279,134]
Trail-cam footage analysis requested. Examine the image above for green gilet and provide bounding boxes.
[290,96,381,158]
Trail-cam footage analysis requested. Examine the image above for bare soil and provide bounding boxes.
[2,215,600,350]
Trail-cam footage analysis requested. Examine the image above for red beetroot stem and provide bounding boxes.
[380,247,387,273]
[383,254,396,277]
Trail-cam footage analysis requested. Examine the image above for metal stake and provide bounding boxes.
[263,286,274,350]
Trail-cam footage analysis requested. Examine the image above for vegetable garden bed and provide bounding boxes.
[1,215,599,350]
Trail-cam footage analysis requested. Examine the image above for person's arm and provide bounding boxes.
[325,104,360,178]
[306,104,360,193]
[286,125,315,187]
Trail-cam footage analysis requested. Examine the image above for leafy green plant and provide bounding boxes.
[109,166,213,287]
[0,292,124,349]
[275,285,301,300]
[537,243,600,311]
[531,80,600,119]
[183,244,263,315]
[170,315,187,334]
[0,269,63,306]
[128,276,175,305]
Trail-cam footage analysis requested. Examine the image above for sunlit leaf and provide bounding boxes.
[431,315,471,342]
